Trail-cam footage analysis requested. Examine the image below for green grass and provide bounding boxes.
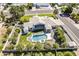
[16,32,32,50]
[20,15,34,22]
[38,13,56,18]
[20,32,32,40]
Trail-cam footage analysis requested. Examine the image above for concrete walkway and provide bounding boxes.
[14,30,21,50]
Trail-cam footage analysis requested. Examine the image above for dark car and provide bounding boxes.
[60,13,70,17]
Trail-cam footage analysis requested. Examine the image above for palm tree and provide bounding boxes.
[0,11,5,22]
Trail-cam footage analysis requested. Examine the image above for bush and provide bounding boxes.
[53,43,59,48]
[55,27,66,45]
[0,44,3,51]
[64,51,74,56]
[34,42,44,50]
[56,52,64,56]
[15,29,20,33]
[70,13,79,23]
[61,42,67,48]
[61,5,73,14]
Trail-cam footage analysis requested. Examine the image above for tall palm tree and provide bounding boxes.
[0,11,5,22]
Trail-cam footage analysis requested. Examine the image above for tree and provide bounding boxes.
[0,11,5,22]
[70,13,76,19]
[26,3,33,10]
[34,42,44,50]
[74,15,79,23]
[70,3,78,8]
[56,52,64,56]
[70,13,79,23]
[55,27,66,45]
[63,5,73,14]
[53,8,59,15]
[64,51,74,56]
[61,42,67,48]
[50,3,56,7]
[9,5,25,22]
[53,43,59,48]
[4,3,12,10]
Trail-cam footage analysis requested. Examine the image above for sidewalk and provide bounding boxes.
[74,48,79,56]
[74,24,79,29]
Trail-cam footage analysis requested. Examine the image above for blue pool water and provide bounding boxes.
[32,34,47,42]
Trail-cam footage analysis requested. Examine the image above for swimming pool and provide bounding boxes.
[31,34,47,42]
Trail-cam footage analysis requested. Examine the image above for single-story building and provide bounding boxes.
[21,16,54,34]
[33,3,52,9]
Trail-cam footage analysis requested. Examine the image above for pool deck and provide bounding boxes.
[46,33,52,40]
[27,32,53,43]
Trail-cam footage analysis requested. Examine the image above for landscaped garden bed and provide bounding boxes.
[4,28,20,50]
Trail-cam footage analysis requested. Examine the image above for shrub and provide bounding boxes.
[15,29,20,33]
[45,52,54,56]
[56,52,64,56]
[44,42,52,50]
[53,43,59,48]
[64,51,74,56]
[34,42,44,50]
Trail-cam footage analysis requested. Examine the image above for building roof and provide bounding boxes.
[33,3,50,7]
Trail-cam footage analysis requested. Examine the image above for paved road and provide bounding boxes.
[25,9,54,15]
[57,15,79,46]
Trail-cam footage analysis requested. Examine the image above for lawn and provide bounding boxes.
[38,13,56,18]
[16,32,32,50]
[20,13,56,23]
[20,32,32,40]
[20,15,34,23]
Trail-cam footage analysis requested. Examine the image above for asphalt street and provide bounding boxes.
[25,9,54,15]
[57,15,79,46]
